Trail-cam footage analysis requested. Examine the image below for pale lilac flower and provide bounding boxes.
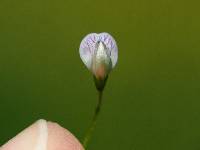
[80,33,118,147]
[79,32,118,80]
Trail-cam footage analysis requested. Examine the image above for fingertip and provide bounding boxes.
[1,119,84,150]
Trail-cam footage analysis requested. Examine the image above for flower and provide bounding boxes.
[79,33,118,81]
[80,33,118,147]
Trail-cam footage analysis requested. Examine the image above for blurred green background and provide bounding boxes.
[0,0,200,149]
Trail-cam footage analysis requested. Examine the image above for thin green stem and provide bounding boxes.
[82,90,103,149]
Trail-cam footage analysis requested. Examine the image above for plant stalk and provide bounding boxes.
[82,90,103,149]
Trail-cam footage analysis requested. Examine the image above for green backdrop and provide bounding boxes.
[0,0,200,149]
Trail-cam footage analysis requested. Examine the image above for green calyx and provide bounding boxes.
[93,75,108,92]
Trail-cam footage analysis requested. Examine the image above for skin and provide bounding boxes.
[0,119,84,150]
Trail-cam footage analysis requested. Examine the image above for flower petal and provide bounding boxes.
[79,33,98,70]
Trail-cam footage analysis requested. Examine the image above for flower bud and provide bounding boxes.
[79,32,118,91]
